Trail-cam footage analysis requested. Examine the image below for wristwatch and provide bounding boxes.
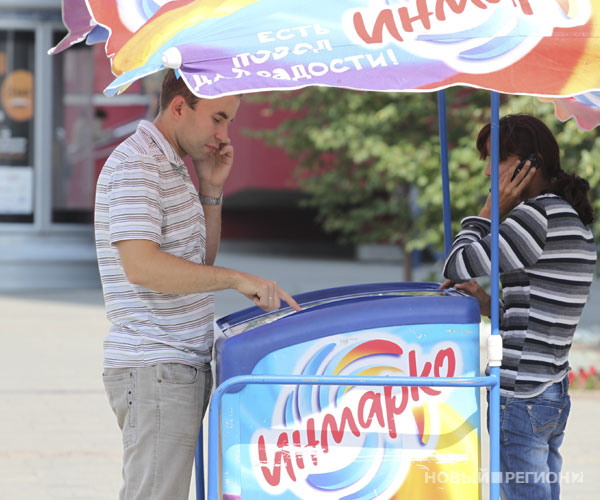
[198,192,223,205]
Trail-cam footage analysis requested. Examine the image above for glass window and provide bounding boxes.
[51,32,96,224]
[0,30,35,223]
[51,35,155,224]
[50,36,151,224]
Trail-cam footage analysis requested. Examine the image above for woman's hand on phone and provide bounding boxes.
[479,156,537,219]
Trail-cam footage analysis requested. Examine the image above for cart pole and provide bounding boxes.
[195,430,205,500]
[489,91,502,500]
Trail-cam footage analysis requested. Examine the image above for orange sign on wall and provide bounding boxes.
[1,69,34,122]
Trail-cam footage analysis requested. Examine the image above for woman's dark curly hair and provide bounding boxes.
[476,114,594,225]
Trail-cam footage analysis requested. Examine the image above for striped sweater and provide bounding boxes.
[443,194,597,398]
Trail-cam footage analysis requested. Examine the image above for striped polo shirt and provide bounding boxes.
[95,120,214,368]
[443,194,596,398]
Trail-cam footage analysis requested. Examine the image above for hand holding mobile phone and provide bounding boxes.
[510,153,538,181]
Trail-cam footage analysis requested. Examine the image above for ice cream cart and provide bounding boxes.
[209,282,484,499]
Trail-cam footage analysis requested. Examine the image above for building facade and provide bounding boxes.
[0,1,332,291]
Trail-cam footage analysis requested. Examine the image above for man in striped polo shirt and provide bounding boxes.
[442,114,596,499]
[95,70,300,500]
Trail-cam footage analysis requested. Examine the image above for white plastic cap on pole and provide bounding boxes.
[161,47,182,69]
[487,334,503,367]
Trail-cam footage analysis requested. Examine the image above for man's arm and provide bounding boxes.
[198,192,222,266]
[116,239,301,312]
[193,139,233,265]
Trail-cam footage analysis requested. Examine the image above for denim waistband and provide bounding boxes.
[498,376,569,405]
[542,375,570,397]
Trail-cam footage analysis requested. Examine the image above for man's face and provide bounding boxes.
[175,95,241,161]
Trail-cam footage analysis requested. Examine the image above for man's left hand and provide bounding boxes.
[193,140,234,196]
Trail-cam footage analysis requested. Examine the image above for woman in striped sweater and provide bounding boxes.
[441,114,596,500]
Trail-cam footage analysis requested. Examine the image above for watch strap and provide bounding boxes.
[198,192,223,205]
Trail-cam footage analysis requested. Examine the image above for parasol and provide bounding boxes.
[51,0,600,129]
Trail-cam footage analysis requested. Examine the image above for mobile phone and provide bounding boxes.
[510,153,538,181]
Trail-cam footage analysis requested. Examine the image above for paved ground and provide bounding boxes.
[1,250,598,499]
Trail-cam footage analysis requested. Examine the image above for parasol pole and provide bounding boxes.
[438,90,452,257]
[489,91,502,500]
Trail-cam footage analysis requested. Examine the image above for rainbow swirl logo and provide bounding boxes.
[250,332,480,499]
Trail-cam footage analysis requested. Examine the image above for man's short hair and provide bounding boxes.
[159,70,200,112]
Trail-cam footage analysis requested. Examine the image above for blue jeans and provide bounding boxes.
[492,377,571,500]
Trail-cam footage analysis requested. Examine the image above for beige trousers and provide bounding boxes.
[103,364,212,500]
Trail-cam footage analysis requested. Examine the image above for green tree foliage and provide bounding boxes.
[249,88,600,262]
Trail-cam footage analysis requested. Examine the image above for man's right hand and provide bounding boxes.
[233,271,301,313]
[440,279,491,317]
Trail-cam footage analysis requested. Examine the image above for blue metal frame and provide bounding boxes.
[207,374,499,500]
[488,91,502,500]
[195,431,204,499]
[435,88,501,498]
[195,90,504,500]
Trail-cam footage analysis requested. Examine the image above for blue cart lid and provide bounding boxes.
[218,282,458,334]
[216,282,479,384]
